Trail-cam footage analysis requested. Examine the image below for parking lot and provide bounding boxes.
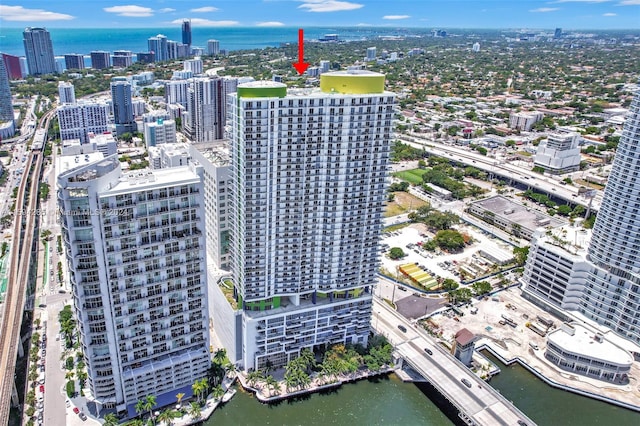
[379,222,517,289]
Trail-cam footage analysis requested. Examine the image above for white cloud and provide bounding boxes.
[383,15,410,20]
[603,11,617,14]
[530,7,560,12]
[190,7,219,13]
[103,5,154,17]
[298,1,364,13]
[0,5,74,21]
[617,0,640,5]
[552,1,610,3]
[159,8,175,13]
[170,18,239,26]
[256,21,286,26]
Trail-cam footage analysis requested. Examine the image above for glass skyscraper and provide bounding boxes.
[23,27,56,76]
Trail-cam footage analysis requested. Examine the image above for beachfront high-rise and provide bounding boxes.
[64,54,85,71]
[90,51,111,70]
[223,71,395,370]
[182,20,192,47]
[148,35,168,62]
[57,154,210,417]
[524,83,640,346]
[23,27,56,76]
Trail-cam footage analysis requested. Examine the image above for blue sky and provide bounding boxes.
[0,1,638,29]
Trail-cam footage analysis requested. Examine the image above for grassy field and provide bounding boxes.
[574,179,605,190]
[393,168,428,184]
[384,191,429,217]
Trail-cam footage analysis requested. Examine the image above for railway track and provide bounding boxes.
[0,147,44,425]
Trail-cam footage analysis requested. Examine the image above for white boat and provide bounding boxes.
[221,388,236,403]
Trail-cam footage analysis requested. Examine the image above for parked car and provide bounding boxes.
[79,412,87,421]
[73,407,80,414]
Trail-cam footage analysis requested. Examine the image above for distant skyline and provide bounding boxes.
[0,1,639,30]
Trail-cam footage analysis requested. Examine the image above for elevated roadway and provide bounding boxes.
[0,124,46,424]
[398,134,602,212]
[373,296,535,426]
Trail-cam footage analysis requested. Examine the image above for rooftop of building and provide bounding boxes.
[548,323,633,367]
[471,195,566,231]
[103,164,200,197]
[533,223,592,256]
[191,142,229,167]
[455,328,475,346]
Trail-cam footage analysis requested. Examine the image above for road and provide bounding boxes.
[398,134,602,212]
[372,296,536,426]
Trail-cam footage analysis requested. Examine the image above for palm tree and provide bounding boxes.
[156,409,175,426]
[188,402,201,421]
[142,395,157,424]
[103,413,119,426]
[125,420,144,426]
[265,375,279,396]
[213,348,227,365]
[212,384,224,401]
[134,400,146,418]
[247,370,263,388]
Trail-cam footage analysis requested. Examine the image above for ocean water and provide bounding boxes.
[0,27,423,57]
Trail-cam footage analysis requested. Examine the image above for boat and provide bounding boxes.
[221,388,236,403]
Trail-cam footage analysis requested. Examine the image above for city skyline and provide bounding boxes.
[0,1,638,30]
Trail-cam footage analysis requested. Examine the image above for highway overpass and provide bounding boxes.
[397,134,602,213]
[373,297,536,426]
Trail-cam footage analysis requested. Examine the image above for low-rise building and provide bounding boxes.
[534,132,581,174]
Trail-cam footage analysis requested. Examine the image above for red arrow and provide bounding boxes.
[292,28,310,75]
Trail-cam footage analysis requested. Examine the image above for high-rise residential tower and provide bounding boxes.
[207,40,220,56]
[148,35,168,62]
[58,81,76,105]
[223,71,395,370]
[524,83,640,345]
[2,53,24,79]
[185,77,239,142]
[110,78,135,135]
[112,51,133,68]
[182,20,192,47]
[57,101,109,143]
[57,155,210,417]
[64,54,85,71]
[91,51,111,70]
[23,27,56,76]
[0,59,13,122]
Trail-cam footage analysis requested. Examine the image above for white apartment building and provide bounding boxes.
[224,71,395,370]
[165,80,190,106]
[57,101,110,143]
[58,81,76,105]
[509,111,543,132]
[534,131,581,174]
[144,118,177,147]
[524,83,640,349]
[184,57,203,76]
[148,142,190,169]
[57,155,210,417]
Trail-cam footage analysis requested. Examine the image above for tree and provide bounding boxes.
[442,278,459,291]
[265,375,279,396]
[388,247,405,260]
[471,281,492,296]
[104,413,119,426]
[188,402,201,421]
[142,395,157,423]
[157,409,176,426]
[212,384,225,401]
[134,400,146,418]
[213,348,227,365]
[433,230,465,251]
[513,246,530,265]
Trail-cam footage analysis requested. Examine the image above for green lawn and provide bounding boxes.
[393,168,428,184]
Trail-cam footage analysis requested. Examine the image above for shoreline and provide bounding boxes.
[477,344,640,413]
[237,367,395,404]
